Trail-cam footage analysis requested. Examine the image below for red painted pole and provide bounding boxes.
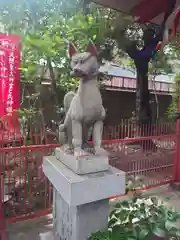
[173,96,180,182]
[0,174,7,240]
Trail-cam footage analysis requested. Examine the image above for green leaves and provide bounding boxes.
[138,227,149,239]
[152,225,166,238]
[175,229,180,237]
[167,73,180,121]
[90,231,109,240]
[2,0,112,92]
[165,219,177,231]
[90,195,180,240]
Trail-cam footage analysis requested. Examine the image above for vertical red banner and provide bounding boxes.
[0,34,20,131]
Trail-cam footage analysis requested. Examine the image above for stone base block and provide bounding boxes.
[55,147,109,175]
[43,156,125,240]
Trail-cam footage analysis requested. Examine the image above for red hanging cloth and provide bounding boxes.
[132,0,169,24]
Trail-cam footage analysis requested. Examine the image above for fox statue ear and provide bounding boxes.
[86,40,98,56]
[69,43,78,58]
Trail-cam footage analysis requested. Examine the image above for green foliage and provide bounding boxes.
[1,0,177,123]
[149,51,173,76]
[18,107,38,142]
[2,0,173,92]
[125,175,145,194]
[90,231,109,240]
[90,194,180,240]
[90,176,180,240]
[2,2,111,92]
[167,74,180,121]
[18,107,37,121]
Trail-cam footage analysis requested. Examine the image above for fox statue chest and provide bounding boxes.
[70,81,103,123]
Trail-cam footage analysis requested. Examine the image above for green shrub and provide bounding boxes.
[90,194,180,240]
[167,74,180,122]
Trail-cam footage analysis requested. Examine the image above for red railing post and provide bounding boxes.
[0,174,7,240]
[173,96,180,182]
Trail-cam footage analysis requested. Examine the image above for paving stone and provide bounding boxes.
[5,184,180,239]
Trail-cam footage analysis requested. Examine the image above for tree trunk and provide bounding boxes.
[135,61,157,152]
[136,66,151,124]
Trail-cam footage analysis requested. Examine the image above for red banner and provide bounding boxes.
[0,34,20,131]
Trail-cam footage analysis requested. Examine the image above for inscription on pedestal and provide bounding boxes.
[54,189,74,240]
[53,189,109,240]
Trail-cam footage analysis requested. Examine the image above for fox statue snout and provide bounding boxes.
[70,68,87,77]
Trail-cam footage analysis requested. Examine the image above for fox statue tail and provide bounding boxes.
[63,91,76,114]
[58,91,76,145]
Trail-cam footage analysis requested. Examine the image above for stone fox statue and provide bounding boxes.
[59,41,106,157]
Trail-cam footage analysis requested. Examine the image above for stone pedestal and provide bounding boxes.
[43,156,125,240]
[55,147,109,175]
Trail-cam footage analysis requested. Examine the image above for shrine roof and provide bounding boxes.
[92,0,180,25]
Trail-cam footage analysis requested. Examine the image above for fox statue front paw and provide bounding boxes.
[74,147,89,158]
[94,147,108,156]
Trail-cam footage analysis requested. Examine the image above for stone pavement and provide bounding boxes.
[5,184,180,240]
[135,184,180,209]
[6,214,53,240]
[148,184,180,211]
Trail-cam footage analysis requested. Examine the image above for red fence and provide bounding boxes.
[0,118,178,239]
